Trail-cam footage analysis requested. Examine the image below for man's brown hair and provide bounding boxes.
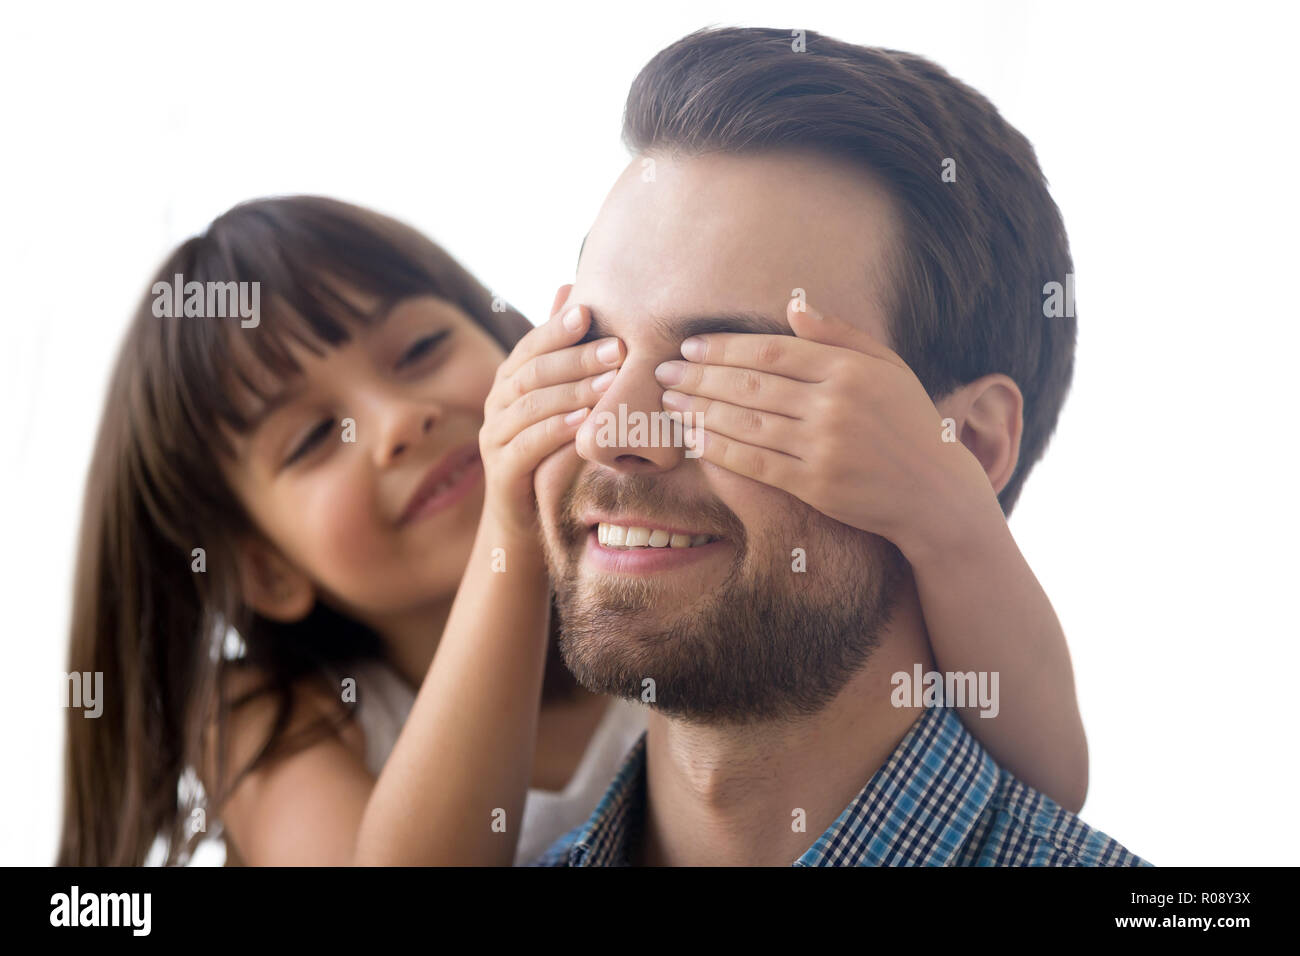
[623,26,1075,513]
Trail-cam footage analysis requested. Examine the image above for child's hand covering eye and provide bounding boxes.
[655,296,994,557]
[480,286,624,537]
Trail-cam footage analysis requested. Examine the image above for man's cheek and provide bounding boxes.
[702,465,790,563]
[534,443,582,527]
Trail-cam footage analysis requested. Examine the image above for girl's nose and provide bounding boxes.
[375,407,438,468]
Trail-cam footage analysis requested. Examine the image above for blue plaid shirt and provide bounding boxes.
[528,705,1150,866]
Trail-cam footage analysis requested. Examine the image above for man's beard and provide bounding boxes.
[542,471,909,725]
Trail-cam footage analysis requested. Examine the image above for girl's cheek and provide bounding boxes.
[442,356,497,417]
[303,460,388,571]
[439,327,505,411]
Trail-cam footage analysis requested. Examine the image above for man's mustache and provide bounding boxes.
[557,469,748,548]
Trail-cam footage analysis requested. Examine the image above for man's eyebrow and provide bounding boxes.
[585,310,793,342]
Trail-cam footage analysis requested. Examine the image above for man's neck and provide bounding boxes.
[637,578,936,867]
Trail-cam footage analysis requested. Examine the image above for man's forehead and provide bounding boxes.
[575,149,897,343]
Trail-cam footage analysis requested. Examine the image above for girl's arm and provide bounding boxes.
[354,298,623,864]
[209,298,624,865]
[352,509,552,864]
[210,513,555,866]
[906,493,1088,812]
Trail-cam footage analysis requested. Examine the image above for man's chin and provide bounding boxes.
[540,490,909,723]
[551,608,704,712]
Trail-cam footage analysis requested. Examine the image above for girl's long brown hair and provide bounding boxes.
[57,195,576,865]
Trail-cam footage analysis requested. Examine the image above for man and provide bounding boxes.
[528,26,1146,866]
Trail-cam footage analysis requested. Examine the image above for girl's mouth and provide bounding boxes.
[400,444,483,525]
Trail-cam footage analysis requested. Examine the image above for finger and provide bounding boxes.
[496,302,590,381]
[787,297,907,368]
[492,369,617,443]
[502,335,625,408]
[502,406,591,477]
[549,283,574,320]
[661,391,804,460]
[678,332,828,383]
[682,424,804,492]
[653,359,807,417]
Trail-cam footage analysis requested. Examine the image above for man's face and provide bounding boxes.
[535,149,910,724]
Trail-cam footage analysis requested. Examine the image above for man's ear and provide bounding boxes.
[234,536,315,623]
[938,374,1024,499]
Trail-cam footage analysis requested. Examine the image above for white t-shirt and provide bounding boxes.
[168,659,646,866]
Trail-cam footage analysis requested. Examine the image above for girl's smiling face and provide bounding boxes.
[218,282,505,631]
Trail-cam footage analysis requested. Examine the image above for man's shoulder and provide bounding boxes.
[523,823,586,867]
[965,767,1151,867]
[521,707,1153,868]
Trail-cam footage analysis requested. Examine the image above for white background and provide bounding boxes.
[2,0,1296,866]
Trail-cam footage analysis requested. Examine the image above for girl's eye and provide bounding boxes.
[284,418,334,467]
[397,330,451,369]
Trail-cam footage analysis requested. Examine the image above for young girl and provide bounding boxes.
[58,195,1087,866]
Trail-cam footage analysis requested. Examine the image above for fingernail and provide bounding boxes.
[660,389,687,410]
[562,306,583,330]
[592,369,617,392]
[789,297,822,320]
[655,360,685,385]
[596,338,622,364]
[565,407,589,425]
[680,336,705,361]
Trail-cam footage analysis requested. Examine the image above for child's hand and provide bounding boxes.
[480,289,624,539]
[655,297,996,559]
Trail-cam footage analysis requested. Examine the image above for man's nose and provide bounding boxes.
[574,355,686,474]
[372,397,440,468]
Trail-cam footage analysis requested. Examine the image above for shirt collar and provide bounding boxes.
[562,728,648,867]
[795,704,999,866]
[564,705,998,867]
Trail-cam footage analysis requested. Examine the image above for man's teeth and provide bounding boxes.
[597,522,714,549]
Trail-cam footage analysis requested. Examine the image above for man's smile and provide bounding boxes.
[584,510,721,549]
[584,524,728,573]
[572,510,729,574]
[597,523,715,548]
[554,475,747,577]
